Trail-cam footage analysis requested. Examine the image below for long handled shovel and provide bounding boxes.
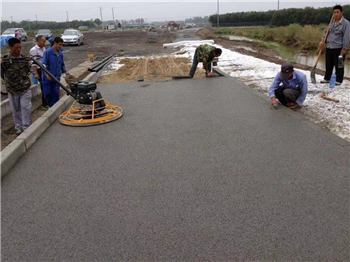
[311,14,334,84]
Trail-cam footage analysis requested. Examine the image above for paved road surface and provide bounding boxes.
[2,77,349,261]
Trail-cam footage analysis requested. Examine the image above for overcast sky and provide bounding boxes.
[2,0,349,23]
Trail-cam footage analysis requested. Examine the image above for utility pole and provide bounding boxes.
[278,0,280,11]
[66,11,69,28]
[10,16,13,23]
[35,15,38,22]
[111,7,115,22]
[27,20,31,31]
[217,0,219,27]
[100,7,103,23]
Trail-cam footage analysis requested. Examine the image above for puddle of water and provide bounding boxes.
[225,35,350,77]
[279,46,350,77]
[234,45,256,52]
[227,35,254,42]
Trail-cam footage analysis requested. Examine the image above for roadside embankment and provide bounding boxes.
[213,24,326,51]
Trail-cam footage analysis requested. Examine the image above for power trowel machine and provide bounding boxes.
[2,56,123,127]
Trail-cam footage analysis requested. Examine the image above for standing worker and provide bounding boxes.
[14,29,22,41]
[48,37,54,47]
[320,5,350,86]
[269,62,308,109]
[189,44,222,78]
[42,37,69,107]
[1,38,32,134]
[30,35,48,108]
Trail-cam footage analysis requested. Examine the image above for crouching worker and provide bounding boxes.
[269,62,308,109]
[189,44,222,78]
[1,38,32,135]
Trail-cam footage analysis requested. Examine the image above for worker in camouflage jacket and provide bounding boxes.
[1,38,32,135]
[189,44,222,78]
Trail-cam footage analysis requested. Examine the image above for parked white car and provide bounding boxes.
[1,28,27,41]
[61,29,84,45]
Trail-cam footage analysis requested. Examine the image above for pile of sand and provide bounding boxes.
[99,57,206,83]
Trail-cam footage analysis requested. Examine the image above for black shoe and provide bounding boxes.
[15,128,23,135]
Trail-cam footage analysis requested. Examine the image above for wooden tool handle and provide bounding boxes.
[320,93,339,103]
[313,14,335,68]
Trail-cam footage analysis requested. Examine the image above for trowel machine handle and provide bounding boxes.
[2,56,76,98]
[30,58,75,98]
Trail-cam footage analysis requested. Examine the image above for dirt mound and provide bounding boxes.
[99,57,206,83]
[196,27,215,39]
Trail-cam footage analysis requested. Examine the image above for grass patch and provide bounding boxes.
[214,24,325,50]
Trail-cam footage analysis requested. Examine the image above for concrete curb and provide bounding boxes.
[1,73,96,179]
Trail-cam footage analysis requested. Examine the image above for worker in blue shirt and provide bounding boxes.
[42,37,69,107]
[269,62,308,109]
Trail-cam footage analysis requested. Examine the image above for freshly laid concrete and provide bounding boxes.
[2,77,349,261]
[0,95,71,178]
[0,74,90,178]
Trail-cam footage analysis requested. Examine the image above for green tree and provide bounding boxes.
[94,18,102,27]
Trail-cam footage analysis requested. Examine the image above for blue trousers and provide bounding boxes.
[43,80,60,107]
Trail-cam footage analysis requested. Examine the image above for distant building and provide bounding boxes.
[106,24,115,30]
[101,21,116,30]
[185,23,196,28]
[167,21,180,28]
[78,26,88,30]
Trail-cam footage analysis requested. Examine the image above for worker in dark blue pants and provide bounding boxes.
[42,37,69,107]
[42,80,60,107]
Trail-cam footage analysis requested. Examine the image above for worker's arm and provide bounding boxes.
[341,20,350,56]
[319,19,334,49]
[269,73,282,106]
[30,48,40,79]
[61,53,69,75]
[25,55,32,75]
[42,50,52,80]
[202,59,213,77]
[295,74,308,105]
[0,58,5,75]
[202,58,209,71]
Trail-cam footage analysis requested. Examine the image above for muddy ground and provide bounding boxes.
[63,30,177,70]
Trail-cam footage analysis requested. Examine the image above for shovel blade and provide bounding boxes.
[310,69,316,84]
